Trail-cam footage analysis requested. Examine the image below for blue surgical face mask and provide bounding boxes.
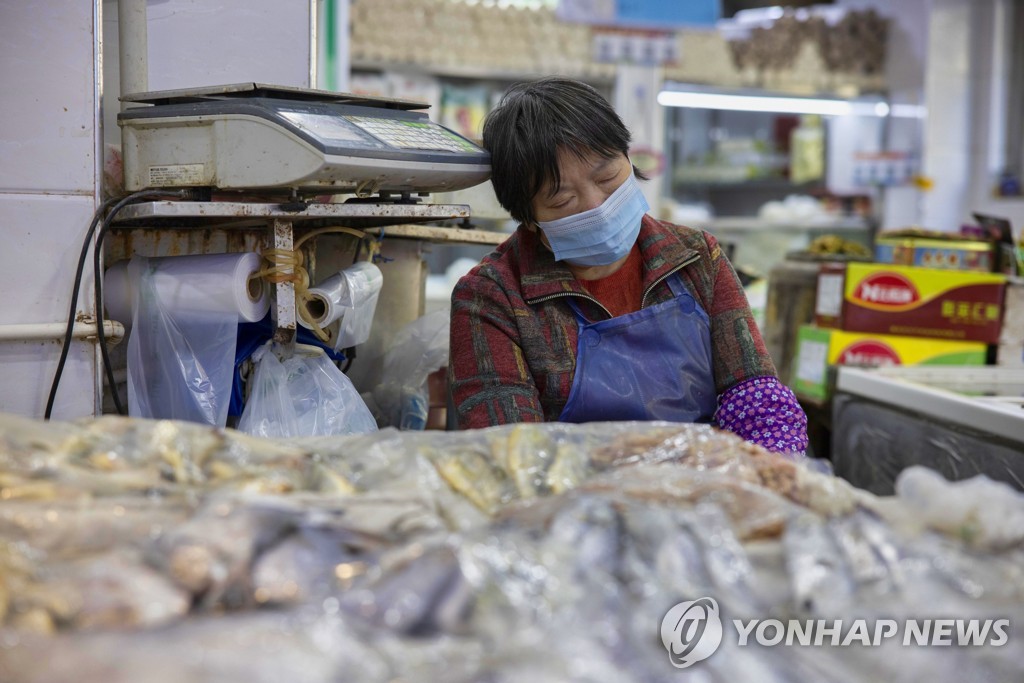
[536,172,650,267]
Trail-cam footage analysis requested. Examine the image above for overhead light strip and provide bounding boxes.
[656,90,925,118]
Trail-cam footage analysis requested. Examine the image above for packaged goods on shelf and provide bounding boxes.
[792,324,987,401]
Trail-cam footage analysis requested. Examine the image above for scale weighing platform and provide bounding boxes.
[118,83,491,195]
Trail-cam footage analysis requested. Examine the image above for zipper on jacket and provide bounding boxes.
[640,254,701,309]
[527,291,614,320]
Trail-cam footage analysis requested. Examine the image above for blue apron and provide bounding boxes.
[558,274,717,424]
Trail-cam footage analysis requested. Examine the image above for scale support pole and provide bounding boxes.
[269,218,297,353]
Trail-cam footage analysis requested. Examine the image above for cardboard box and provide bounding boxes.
[839,263,1006,343]
[874,236,994,272]
[792,325,988,401]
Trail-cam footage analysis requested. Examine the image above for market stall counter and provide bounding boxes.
[832,366,1024,495]
[0,414,1020,682]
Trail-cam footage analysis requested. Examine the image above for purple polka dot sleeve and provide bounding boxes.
[713,376,808,457]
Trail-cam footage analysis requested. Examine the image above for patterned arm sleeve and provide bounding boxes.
[699,232,778,393]
[449,272,545,429]
[713,376,808,457]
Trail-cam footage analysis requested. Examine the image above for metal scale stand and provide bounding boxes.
[114,83,495,352]
[111,197,476,351]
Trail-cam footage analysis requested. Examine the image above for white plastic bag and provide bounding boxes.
[124,254,268,427]
[238,342,378,438]
[369,309,450,430]
[335,262,383,349]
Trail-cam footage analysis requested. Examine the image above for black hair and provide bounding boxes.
[482,77,638,226]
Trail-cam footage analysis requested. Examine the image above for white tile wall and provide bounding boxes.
[0,340,97,419]
[0,0,100,419]
[0,2,98,194]
[0,194,99,323]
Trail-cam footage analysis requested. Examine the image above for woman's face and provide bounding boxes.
[531,148,633,225]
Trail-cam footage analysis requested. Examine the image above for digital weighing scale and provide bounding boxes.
[118,83,491,195]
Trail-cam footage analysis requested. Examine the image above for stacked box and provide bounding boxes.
[793,325,987,401]
[874,235,995,272]
[796,262,1006,402]
[814,262,1006,343]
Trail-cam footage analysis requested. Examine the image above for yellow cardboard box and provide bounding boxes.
[841,263,1006,343]
[792,324,987,401]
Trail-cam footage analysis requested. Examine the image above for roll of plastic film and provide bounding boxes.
[301,261,383,349]
[105,252,269,324]
[298,274,349,329]
[103,260,133,325]
[105,252,270,427]
[147,252,269,321]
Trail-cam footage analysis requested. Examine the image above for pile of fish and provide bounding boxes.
[0,414,1021,682]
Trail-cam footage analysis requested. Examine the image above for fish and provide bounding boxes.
[783,511,857,616]
[0,497,194,561]
[0,609,392,683]
[339,541,474,636]
[544,442,590,495]
[580,463,795,540]
[1,541,189,633]
[144,495,301,608]
[424,445,515,517]
[498,424,555,499]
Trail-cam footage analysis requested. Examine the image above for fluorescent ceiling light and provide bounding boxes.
[656,90,924,118]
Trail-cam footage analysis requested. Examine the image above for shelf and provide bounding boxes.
[110,201,472,230]
[351,61,614,88]
[695,216,870,231]
[366,223,508,246]
[674,178,824,190]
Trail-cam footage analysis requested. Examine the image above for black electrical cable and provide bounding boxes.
[44,196,120,419]
[93,189,191,415]
[44,189,189,419]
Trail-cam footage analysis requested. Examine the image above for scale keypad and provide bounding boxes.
[346,116,479,153]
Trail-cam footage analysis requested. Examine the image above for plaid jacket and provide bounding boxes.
[449,215,778,429]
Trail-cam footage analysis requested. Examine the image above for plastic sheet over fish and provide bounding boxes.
[0,413,1022,682]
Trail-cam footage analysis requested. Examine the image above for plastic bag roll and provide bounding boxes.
[299,277,349,328]
[103,260,133,325]
[147,252,269,321]
[299,261,383,349]
[111,252,270,428]
[105,253,269,324]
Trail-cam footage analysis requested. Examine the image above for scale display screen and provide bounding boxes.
[278,111,369,144]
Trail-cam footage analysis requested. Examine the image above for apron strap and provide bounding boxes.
[665,272,687,297]
[564,295,592,325]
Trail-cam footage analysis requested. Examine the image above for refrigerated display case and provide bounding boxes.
[832,366,1024,494]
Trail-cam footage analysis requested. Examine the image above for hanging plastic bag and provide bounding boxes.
[368,309,450,430]
[238,342,378,438]
[119,253,269,427]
